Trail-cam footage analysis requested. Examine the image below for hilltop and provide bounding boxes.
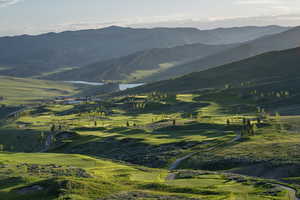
[120,47,300,94]
[144,26,300,81]
[0,26,289,78]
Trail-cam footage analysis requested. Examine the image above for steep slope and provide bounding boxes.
[193,25,291,45]
[121,47,300,93]
[46,43,237,82]
[0,26,289,78]
[144,26,300,82]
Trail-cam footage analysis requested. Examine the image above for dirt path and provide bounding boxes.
[6,107,26,118]
[166,132,299,199]
[168,132,241,172]
[168,153,197,171]
[274,184,299,200]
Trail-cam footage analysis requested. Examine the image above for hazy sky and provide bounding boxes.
[1,0,300,36]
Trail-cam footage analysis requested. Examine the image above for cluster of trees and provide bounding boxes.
[77,104,113,127]
[126,121,137,127]
[148,92,177,103]
[39,132,45,145]
[132,102,146,110]
[50,122,69,133]
[128,92,177,113]
[257,106,285,132]
[225,84,232,89]
[0,144,16,152]
[275,112,285,132]
[95,104,111,115]
[241,118,259,136]
[240,81,253,87]
[249,90,290,99]
[240,112,284,137]
[224,81,254,89]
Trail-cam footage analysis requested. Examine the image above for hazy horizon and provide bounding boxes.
[1,0,300,36]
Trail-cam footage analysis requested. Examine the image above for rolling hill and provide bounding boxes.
[0,76,76,105]
[144,26,300,82]
[45,43,237,82]
[121,47,300,94]
[0,25,289,78]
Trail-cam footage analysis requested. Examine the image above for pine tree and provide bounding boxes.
[226,119,230,126]
[257,118,261,124]
[252,124,258,135]
[0,144,4,152]
[40,132,45,145]
[50,124,55,132]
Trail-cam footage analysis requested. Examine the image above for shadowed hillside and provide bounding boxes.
[0,26,289,78]
[120,47,300,94]
[46,43,237,82]
[144,26,300,81]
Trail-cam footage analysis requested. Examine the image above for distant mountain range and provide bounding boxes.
[45,43,237,82]
[0,25,289,78]
[143,26,300,82]
[47,25,300,83]
[121,46,300,94]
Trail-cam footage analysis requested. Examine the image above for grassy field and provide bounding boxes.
[1,85,300,199]
[0,153,292,200]
[3,93,241,167]
[125,62,177,83]
[0,76,76,105]
[32,67,80,79]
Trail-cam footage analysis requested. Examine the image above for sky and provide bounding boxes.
[0,0,300,36]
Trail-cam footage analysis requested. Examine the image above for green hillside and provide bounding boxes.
[0,92,299,199]
[122,47,300,94]
[1,24,300,200]
[0,26,289,79]
[0,76,76,105]
[1,152,292,200]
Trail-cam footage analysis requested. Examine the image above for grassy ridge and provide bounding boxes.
[0,87,299,199]
[46,43,235,83]
[121,47,300,94]
[0,76,76,105]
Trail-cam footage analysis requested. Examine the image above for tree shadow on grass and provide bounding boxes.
[156,122,242,133]
[124,102,209,117]
[106,127,148,135]
[72,127,106,132]
[0,177,27,190]
[0,128,49,152]
[52,134,203,168]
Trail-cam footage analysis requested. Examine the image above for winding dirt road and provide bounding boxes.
[166,132,299,199]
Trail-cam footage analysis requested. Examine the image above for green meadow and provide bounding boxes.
[0,78,299,199]
[0,76,76,105]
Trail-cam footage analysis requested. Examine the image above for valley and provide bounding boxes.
[0,11,300,200]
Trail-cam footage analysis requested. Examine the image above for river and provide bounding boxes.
[65,81,144,91]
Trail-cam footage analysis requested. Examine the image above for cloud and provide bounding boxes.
[1,13,300,37]
[130,14,300,29]
[235,0,300,14]
[0,0,23,8]
[235,0,286,5]
[55,13,300,32]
